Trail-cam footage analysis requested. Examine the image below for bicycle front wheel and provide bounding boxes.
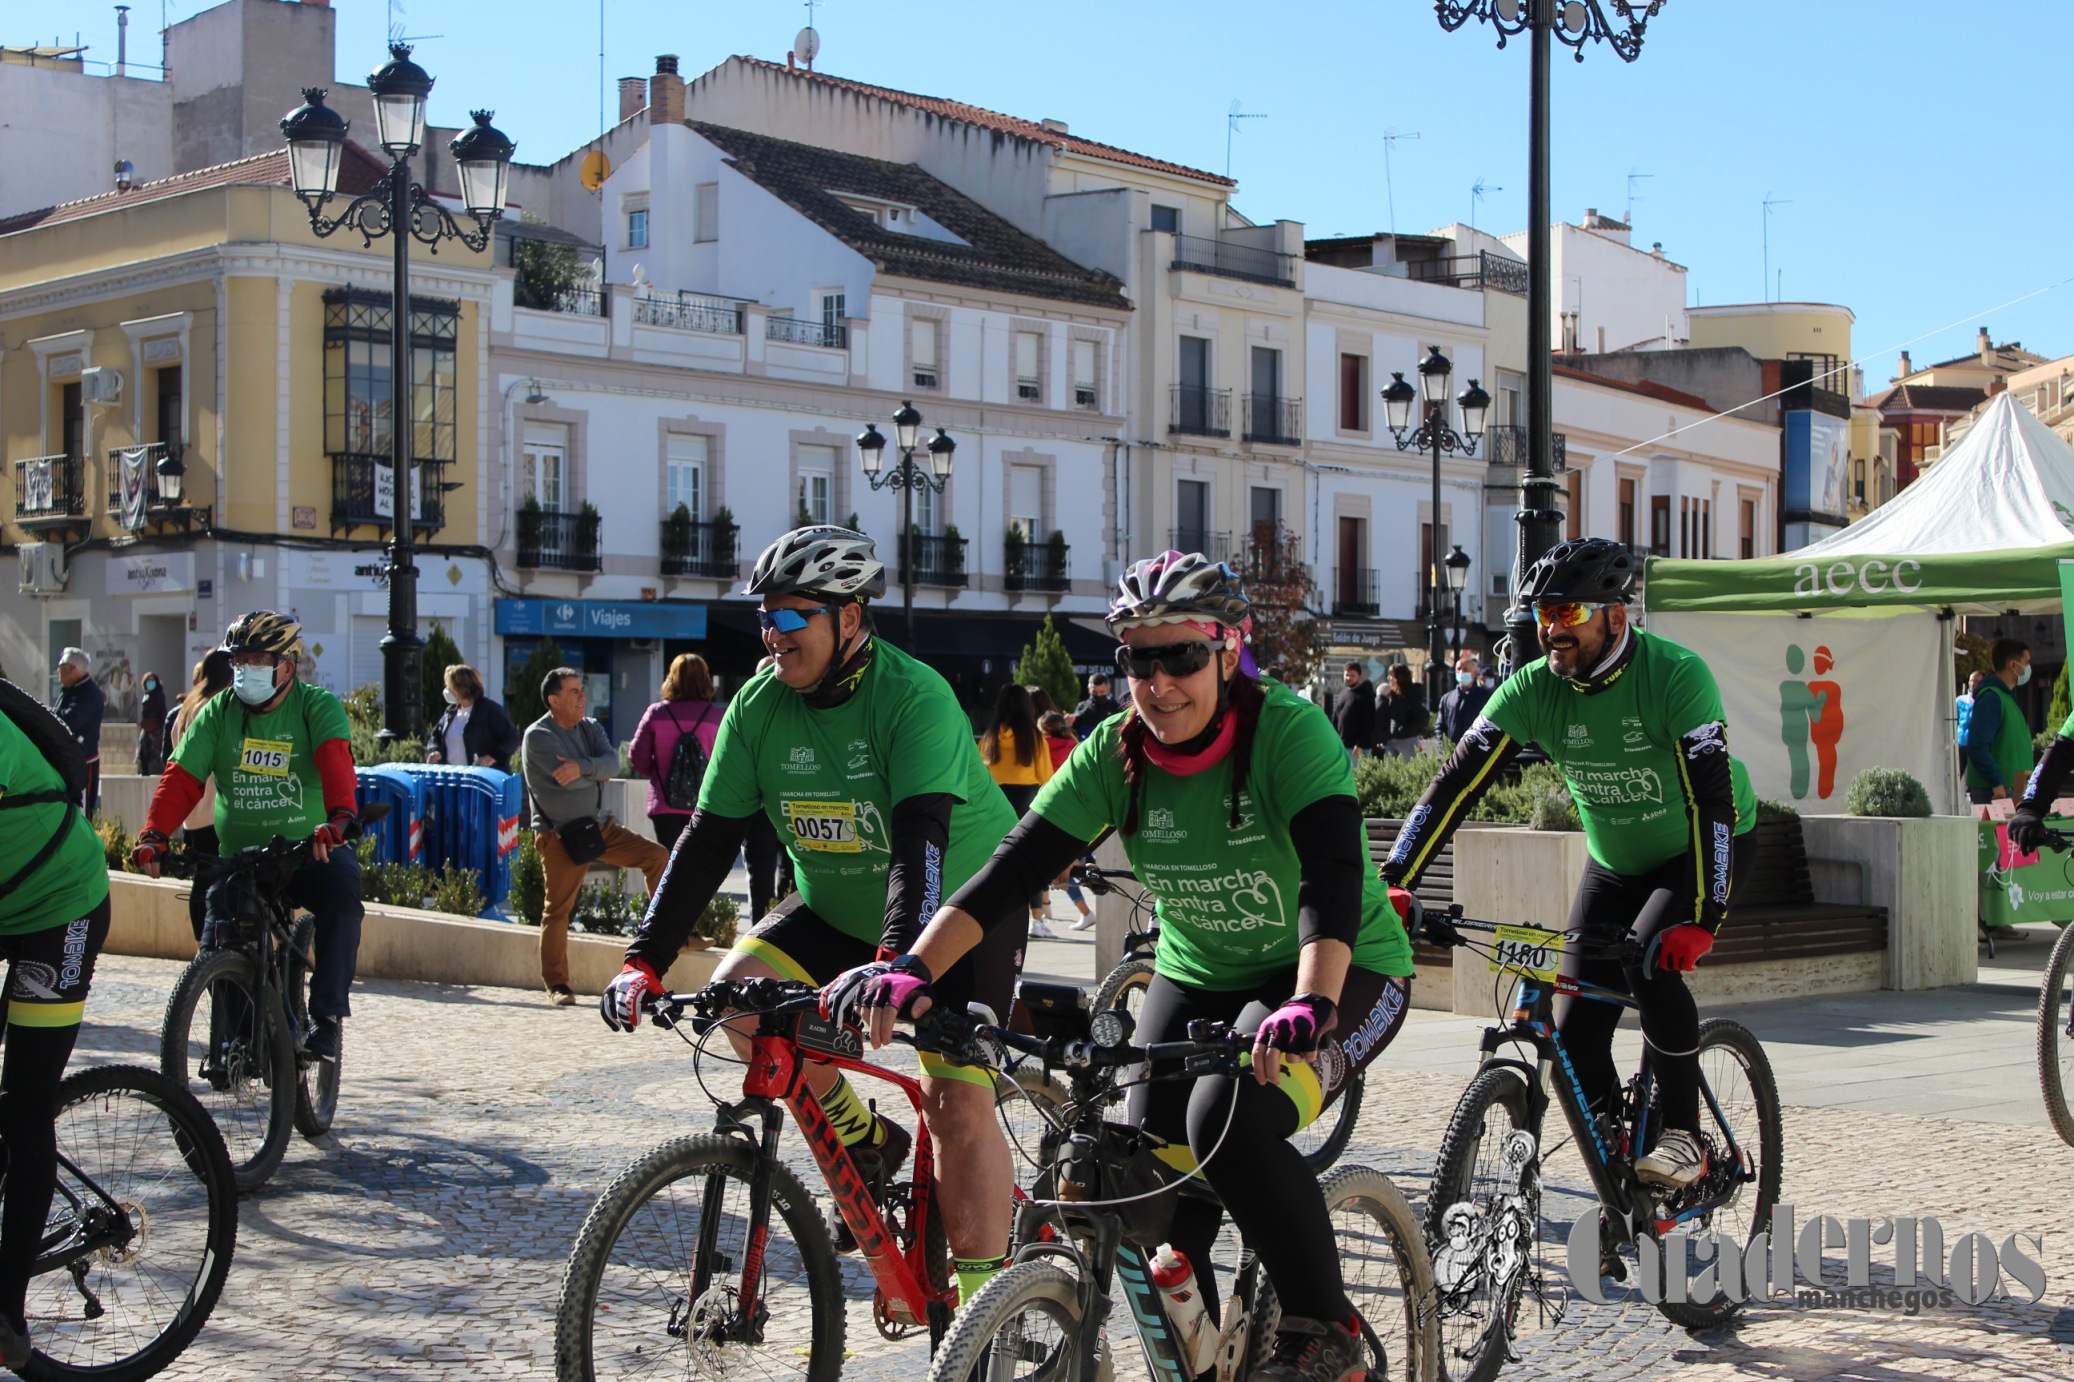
[285,917,342,1138]
[1296,1065,1363,1175]
[2038,921,2074,1147]
[22,1065,238,1382]
[1322,1165,1439,1382]
[555,1134,845,1382]
[1425,1064,1539,1382]
[158,950,296,1192]
[928,1260,1086,1382]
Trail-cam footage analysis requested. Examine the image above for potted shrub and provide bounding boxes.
[662,502,693,562]
[1046,528,1068,580]
[711,504,737,564]
[942,522,966,574]
[1004,524,1029,578]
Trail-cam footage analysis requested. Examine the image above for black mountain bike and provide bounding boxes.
[1418,906,1781,1381]
[2,1063,238,1381]
[2024,826,2074,1146]
[159,804,388,1191]
[925,981,1437,1382]
[1074,864,1366,1174]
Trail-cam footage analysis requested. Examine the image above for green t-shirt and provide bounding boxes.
[1029,679,1414,991]
[171,681,354,855]
[697,640,1017,944]
[0,714,109,936]
[1481,630,1757,876]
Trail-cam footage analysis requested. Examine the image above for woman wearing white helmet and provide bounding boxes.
[844,550,1417,1382]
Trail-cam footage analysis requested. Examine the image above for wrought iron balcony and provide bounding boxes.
[634,294,742,335]
[105,443,206,531]
[14,454,86,525]
[1167,529,1234,563]
[330,454,447,535]
[1170,384,1232,438]
[1006,540,1070,593]
[1242,394,1303,446]
[518,507,603,572]
[897,532,968,588]
[1332,568,1380,618]
[659,518,741,578]
[766,315,847,349]
[1404,251,1529,296]
[1169,233,1298,288]
[1484,425,1568,471]
[517,282,606,317]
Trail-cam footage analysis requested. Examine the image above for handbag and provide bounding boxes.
[556,815,608,865]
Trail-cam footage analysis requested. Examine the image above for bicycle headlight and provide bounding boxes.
[1090,1008,1134,1049]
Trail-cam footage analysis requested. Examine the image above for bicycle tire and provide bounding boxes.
[1322,1165,1439,1382]
[1298,1066,1364,1175]
[286,917,342,1138]
[927,1260,1085,1382]
[555,1133,844,1382]
[21,1064,239,1382]
[1649,1018,1783,1331]
[1090,957,1153,1026]
[158,949,296,1192]
[2038,922,2074,1148]
[1424,1065,1539,1382]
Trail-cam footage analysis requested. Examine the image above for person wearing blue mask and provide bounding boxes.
[1435,652,1493,746]
[1965,638,2034,805]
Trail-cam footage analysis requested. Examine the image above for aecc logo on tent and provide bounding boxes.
[1789,558,1923,599]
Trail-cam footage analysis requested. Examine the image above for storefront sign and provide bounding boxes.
[109,550,195,596]
[495,598,708,641]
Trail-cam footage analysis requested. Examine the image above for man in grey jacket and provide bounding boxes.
[522,668,668,1004]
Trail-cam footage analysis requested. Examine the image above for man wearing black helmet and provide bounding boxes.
[1383,537,1757,1191]
[601,526,1023,1308]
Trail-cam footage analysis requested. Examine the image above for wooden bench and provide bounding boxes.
[1365,818,1504,970]
[1713,814,1888,964]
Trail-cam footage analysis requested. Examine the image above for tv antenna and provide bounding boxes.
[385,1,439,46]
[1469,176,1502,230]
[1226,99,1266,180]
[1762,192,1790,301]
[1624,169,1651,225]
[796,0,822,69]
[1382,128,1419,236]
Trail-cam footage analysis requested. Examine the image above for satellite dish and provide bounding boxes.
[580,148,612,192]
[794,26,820,64]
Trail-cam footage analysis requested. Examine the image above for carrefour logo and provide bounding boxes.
[1791,559,1922,599]
[555,603,577,621]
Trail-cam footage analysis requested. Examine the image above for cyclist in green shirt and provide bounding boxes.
[601,526,1023,1307]
[2009,708,2074,852]
[1384,537,1756,1193]
[848,552,1417,1382]
[0,683,113,1369]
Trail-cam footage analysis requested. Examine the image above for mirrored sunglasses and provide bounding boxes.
[1533,601,1611,629]
[757,606,835,634]
[1114,640,1222,680]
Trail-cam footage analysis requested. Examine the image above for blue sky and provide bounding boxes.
[66,1,2072,387]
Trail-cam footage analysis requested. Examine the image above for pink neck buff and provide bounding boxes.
[1135,617,1239,775]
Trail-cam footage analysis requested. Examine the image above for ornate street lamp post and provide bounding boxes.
[280,48,514,742]
[856,401,955,648]
[1434,0,1662,665]
[1444,543,1473,663]
[1384,348,1488,703]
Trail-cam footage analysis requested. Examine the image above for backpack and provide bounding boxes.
[661,702,718,811]
[0,676,89,894]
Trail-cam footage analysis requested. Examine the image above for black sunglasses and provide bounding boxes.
[1114,640,1222,680]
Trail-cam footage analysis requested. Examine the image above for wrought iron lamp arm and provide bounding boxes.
[1389,418,1481,459]
[305,179,494,254]
[1435,0,1659,61]
[862,452,950,494]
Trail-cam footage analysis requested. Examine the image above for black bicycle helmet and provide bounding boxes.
[1107,550,1250,630]
[1517,537,1639,605]
[744,525,886,601]
[220,610,306,660]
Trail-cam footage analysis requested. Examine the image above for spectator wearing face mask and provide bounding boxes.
[1965,639,2034,805]
[1436,652,1494,746]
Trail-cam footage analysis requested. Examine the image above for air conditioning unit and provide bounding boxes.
[80,367,123,406]
[18,541,67,595]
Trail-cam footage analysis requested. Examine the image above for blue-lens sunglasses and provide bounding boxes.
[757,606,835,634]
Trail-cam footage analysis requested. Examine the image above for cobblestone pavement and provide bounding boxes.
[53,951,2074,1380]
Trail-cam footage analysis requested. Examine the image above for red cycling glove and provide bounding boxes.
[1654,925,1714,973]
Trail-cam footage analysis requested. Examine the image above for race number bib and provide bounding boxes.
[1488,925,1563,982]
[239,737,293,777]
[785,799,863,853]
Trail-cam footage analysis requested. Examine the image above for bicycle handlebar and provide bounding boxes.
[158,802,392,878]
[1067,864,1138,898]
[1419,906,1646,967]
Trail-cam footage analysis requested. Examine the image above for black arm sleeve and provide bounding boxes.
[2018,737,2074,815]
[626,810,754,972]
[1290,794,1364,950]
[1676,722,1739,935]
[880,793,955,955]
[947,813,1093,935]
[1378,719,1521,888]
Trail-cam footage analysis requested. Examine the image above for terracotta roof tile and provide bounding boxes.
[727,56,1232,188]
[0,142,390,237]
[1869,383,1988,413]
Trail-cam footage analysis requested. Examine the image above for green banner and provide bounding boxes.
[1645,544,2074,614]
[1979,818,2074,927]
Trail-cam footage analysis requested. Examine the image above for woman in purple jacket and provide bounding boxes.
[628,654,722,848]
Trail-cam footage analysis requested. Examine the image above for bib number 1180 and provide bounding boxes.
[1488,926,1562,981]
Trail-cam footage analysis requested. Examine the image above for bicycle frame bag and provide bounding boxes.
[0,676,90,893]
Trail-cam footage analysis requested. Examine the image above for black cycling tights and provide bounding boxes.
[0,898,110,1327]
[1127,965,1408,1327]
[1556,846,1754,1135]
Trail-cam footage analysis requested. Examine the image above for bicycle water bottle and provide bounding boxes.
[1149,1243,1217,1376]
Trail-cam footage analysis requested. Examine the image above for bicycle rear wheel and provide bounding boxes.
[21,1064,238,1382]
[2037,922,2074,1147]
[1296,1066,1363,1175]
[158,950,296,1192]
[285,917,342,1137]
[555,1133,844,1382]
[927,1260,1085,1382]
[1321,1165,1438,1382]
[1424,1064,1539,1382]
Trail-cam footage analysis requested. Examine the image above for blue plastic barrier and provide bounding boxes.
[354,765,425,866]
[395,765,523,912]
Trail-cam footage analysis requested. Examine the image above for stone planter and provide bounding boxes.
[1799,814,1977,991]
[1452,828,1590,1017]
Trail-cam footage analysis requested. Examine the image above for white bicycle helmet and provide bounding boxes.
[744,525,887,601]
[1107,551,1250,632]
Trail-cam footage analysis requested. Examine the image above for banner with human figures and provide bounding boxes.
[116,446,150,530]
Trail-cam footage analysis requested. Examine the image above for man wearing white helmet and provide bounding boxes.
[601,526,1023,1307]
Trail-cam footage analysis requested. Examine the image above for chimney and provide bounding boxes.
[1896,350,1913,378]
[1040,118,1069,134]
[301,0,331,6]
[618,76,647,121]
[650,54,684,126]
[1978,326,1994,361]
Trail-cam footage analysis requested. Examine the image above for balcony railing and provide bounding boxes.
[1168,529,1234,563]
[1242,394,1303,446]
[330,454,447,533]
[1404,251,1529,296]
[897,532,968,588]
[1005,540,1070,593]
[659,519,741,578]
[105,443,200,527]
[518,508,603,572]
[634,294,742,335]
[1332,568,1380,617]
[516,282,606,317]
[15,454,86,524]
[1169,233,1298,288]
[1170,384,1232,438]
[766,315,847,349]
[1484,425,1568,471]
